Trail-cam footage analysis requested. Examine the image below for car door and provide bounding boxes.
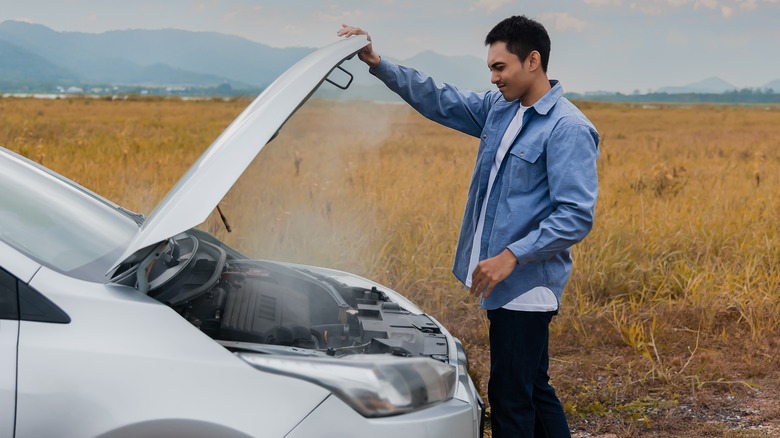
[1,241,42,438]
[0,266,19,438]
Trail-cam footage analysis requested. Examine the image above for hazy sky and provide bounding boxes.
[1,0,778,93]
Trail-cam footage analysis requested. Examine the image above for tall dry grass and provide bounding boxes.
[2,96,779,436]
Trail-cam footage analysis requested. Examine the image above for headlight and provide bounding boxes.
[238,353,456,417]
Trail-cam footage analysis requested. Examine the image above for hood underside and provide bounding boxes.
[111,35,370,271]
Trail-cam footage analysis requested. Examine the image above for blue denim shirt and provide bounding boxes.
[370,58,599,309]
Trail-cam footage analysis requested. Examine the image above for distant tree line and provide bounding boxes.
[3,78,779,103]
[0,79,261,97]
[566,88,780,104]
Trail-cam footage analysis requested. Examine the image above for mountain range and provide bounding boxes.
[0,20,491,95]
[654,76,780,94]
[0,20,778,97]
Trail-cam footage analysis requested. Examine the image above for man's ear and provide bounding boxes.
[528,51,541,72]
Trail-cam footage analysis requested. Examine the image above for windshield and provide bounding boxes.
[0,153,139,282]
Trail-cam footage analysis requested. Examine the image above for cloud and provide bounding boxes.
[317,9,372,22]
[627,0,674,14]
[583,0,623,6]
[693,0,719,9]
[737,0,758,9]
[192,2,212,13]
[283,24,304,35]
[628,0,778,15]
[471,0,512,12]
[222,5,264,23]
[734,0,780,10]
[538,12,588,32]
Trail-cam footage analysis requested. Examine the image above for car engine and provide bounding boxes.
[143,234,450,362]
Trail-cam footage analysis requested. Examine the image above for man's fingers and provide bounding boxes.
[482,283,495,300]
[469,272,492,299]
[469,278,484,297]
[337,24,366,38]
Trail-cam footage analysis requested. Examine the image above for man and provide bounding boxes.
[339,15,598,437]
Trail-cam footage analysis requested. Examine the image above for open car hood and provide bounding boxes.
[111,35,370,270]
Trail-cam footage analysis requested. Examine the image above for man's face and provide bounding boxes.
[487,41,529,102]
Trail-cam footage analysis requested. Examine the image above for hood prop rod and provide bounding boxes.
[217,204,232,233]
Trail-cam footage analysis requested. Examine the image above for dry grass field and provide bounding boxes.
[1,95,779,437]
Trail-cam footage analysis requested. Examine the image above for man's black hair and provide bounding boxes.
[485,15,551,72]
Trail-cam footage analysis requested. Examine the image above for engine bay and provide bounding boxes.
[135,233,449,362]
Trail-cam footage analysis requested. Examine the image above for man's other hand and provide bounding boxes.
[469,249,519,300]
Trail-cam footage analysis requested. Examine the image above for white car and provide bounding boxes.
[0,35,484,438]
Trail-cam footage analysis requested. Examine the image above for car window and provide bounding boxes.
[0,267,18,320]
[0,158,139,282]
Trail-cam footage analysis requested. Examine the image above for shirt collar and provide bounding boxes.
[529,80,562,116]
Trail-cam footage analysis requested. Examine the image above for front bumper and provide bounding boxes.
[286,337,485,438]
[286,393,482,438]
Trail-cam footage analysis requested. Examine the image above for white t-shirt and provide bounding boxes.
[465,103,558,312]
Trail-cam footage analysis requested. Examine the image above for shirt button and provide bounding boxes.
[520,152,525,157]
[482,134,487,139]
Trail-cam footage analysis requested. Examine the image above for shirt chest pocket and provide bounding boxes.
[506,145,544,193]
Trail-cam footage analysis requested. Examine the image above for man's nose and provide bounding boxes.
[490,71,499,84]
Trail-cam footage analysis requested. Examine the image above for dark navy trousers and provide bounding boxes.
[487,308,570,438]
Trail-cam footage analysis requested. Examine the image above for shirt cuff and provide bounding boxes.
[368,57,393,77]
